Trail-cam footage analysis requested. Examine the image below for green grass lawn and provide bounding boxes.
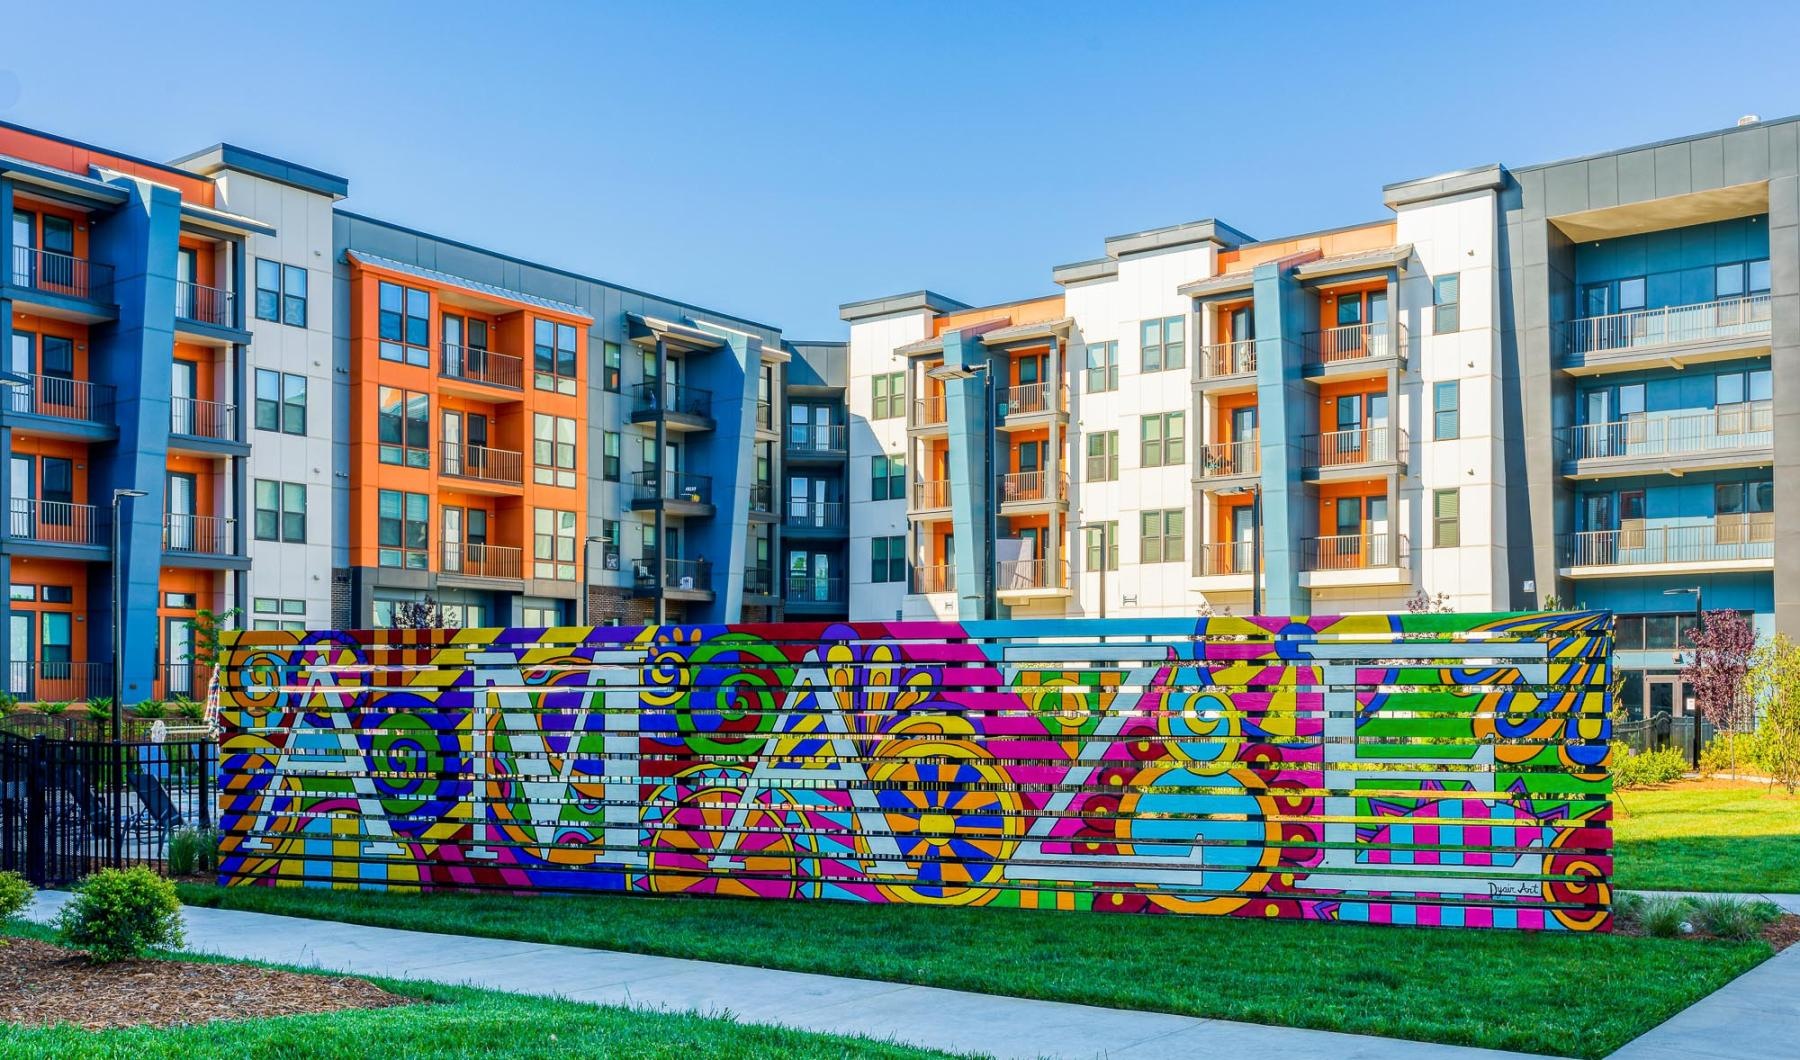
[1612,780,1800,892]
[0,922,954,1060]
[178,883,1769,1058]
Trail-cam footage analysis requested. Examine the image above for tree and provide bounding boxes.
[1680,609,1757,774]
[392,598,447,629]
[1745,634,1800,794]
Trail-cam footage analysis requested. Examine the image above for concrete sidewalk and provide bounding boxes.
[24,891,1536,1059]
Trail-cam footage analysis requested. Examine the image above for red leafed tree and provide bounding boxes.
[1679,609,1757,733]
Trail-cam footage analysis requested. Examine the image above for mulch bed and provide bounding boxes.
[0,937,415,1030]
[1613,912,1800,951]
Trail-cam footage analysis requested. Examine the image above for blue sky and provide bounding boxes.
[4,2,1798,337]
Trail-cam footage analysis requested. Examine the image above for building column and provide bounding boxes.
[1044,336,1062,591]
[1253,258,1317,615]
[653,336,667,625]
[942,331,996,621]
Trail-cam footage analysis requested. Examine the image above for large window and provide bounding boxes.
[1433,488,1460,547]
[254,260,306,326]
[377,387,429,467]
[1085,341,1118,392]
[1084,522,1119,572]
[603,431,621,482]
[254,369,307,435]
[533,319,578,394]
[1716,258,1772,299]
[603,341,622,392]
[1139,316,1185,373]
[1139,509,1185,564]
[534,508,577,579]
[533,413,578,488]
[870,535,906,583]
[252,597,308,632]
[1716,479,1774,516]
[1715,367,1773,406]
[1433,273,1460,334]
[1140,411,1185,468]
[253,480,307,543]
[1433,381,1460,440]
[377,490,428,569]
[871,372,904,420]
[377,281,430,366]
[872,453,905,501]
[1086,431,1118,482]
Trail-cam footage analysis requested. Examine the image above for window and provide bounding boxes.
[600,519,621,570]
[1716,480,1774,516]
[1140,411,1185,468]
[1084,522,1119,572]
[1139,509,1185,564]
[253,597,308,633]
[603,341,622,392]
[254,369,307,435]
[1433,488,1461,547]
[603,431,621,481]
[378,387,430,467]
[42,614,69,670]
[1433,381,1460,440]
[377,281,430,366]
[870,535,906,583]
[1140,316,1185,372]
[1086,431,1119,482]
[1715,368,1772,406]
[871,372,904,419]
[255,259,280,322]
[8,584,32,602]
[533,413,578,488]
[534,508,577,579]
[377,490,428,569]
[1716,259,1772,298]
[533,319,578,394]
[282,265,307,327]
[41,585,72,604]
[872,453,905,501]
[254,481,307,543]
[1433,273,1461,334]
[163,592,196,609]
[1084,341,1118,392]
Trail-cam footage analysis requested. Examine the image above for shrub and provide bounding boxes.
[1612,744,1688,789]
[0,870,33,923]
[1692,895,1781,940]
[1700,731,1765,778]
[38,700,70,716]
[1640,895,1693,938]
[54,866,184,962]
[170,697,206,722]
[1612,890,1646,926]
[0,693,16,717]
[131,699,168,720]
[166,827,220,877]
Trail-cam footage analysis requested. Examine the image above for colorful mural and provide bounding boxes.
[213,612,1614,931]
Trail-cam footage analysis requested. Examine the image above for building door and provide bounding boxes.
[8,455,31,537]
[41,216,73,288]
[1231,503,1256,573]
[9,612,31,697]
[442,506,464,573]
[443,314,465,377]
[1335,393,1363,460]
[442,410,463,476]
[171,359,197,435]
[40,457,72,533]
[10,210,33,287]
[176,247,197,318]
[1368,392,1390,459]
[1367,495,1390,565]
[165,617,194,696]
[167,472,196,550]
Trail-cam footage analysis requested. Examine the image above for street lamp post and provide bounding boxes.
[581,535,608,626]
[111,488,148,740]
[1078,521,1111,619]
[1664,585,1704,770]
[1217,485,1264,616]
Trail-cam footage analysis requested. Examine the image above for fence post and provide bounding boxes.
[25,735,45,887]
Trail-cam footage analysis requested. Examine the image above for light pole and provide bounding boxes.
[1218,485,1264,616]
[111,488,148,740]
[1664,585,1703,770]
[1078,521,1111,619]
[580,535,608,626]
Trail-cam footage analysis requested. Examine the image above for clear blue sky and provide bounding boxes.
[4,2,1799,337]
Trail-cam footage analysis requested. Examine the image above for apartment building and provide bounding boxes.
[842,115,1795,723]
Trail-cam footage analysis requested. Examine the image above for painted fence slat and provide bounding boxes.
[212,611,1614,932]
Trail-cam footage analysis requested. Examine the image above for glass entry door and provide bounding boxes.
[9,612,31,696]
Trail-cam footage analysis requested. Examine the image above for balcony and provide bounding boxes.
[911,564,955,595]
[1557,402,1774,479]
[755,399,775,435]
[912,479,952,514]
[1559,516,1774,577]
[6,499,105,553]
[1198,436,1259,480]
[784,575,846,610]
[1195,540,1262,592]
[1302,427,1408,476]
[997,381,1066,427]
[1306,322,1406,370]
[785,422,847,459]
[996,557,1069,600]
[6,374,116,435]
[440,542,524,582]
[1298,532,1410,588]
[1556,295,1771,374]
[441,344,525,393]
[630,382,714,431]
[749,482,775,517]
[174,280,236,331]
[440,442,525,489]
[7,661,109,704]
[8,246,114,316]
[169,396,240,449]
[745,565,775,597]
[997,470,1068,510]
[630,470,715,516]
[911,394,947,431]
[163,513,239,561]
[631,555,714,599]
[786,500,847,533]
[1197,338,1260,387]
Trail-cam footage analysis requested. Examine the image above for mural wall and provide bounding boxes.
[214,612,1614,931]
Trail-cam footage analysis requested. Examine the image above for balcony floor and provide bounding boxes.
[1560,556,1774,579]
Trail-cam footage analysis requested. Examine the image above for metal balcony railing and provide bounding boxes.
[996,557,1066,591]
[997,470,1068,504]
[756,399,774,432]
[745,565,775,596]
[911,564,955,594]
[1198,338,1260,379]
[633,470,713,506]
[6,374,113,423]
[1557,295,1772,358]
[637,557,711,593]
[1198,541,1260,577]
[786,500,847,530]
[1301,532,1409,572]
[163,513,236,555]
[786,422,848,454]
[912,393,947,428]
[750,483,774,514]
[441,343,525,390]
[175,280,234,327]
[1309,321,1405,365]
[1303,426,1408,469]
[998,381,1063,416]
[1559,516,1774,568]
[170,396,237,441]
[6,661,109,704]
[913,479,952,510]
[441,542,523,580]
[633,381,712,419]
[440,442,524,486]
[1198,436,1259,478]
[156,661,210,700]
[9,246,113,303]
[1558,401,1774,462]
[7,499,103,546]
[785,575,846,604]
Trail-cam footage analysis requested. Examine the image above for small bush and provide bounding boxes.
[171,697,206,722]
[1692,895,1781,940]
[0,693,16,717]
[166,827,220,877]
[1613,744,1688,789]
[54,866,184,962]
[131,699,167,720]
[0,870,34,922]
[1700,731,1765,778]
[38,700,70,716]
[1640,895,1694,938]
[1612,890,1646,925]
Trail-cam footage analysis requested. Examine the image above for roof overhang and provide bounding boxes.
[839,290,970,323]
[1549,181,1768,242]
[979,316,1073,347]
[0,154,130,209]
[1177,271,1255,298]
[1051,258,1118,286]
[1382,164,1506,209]
[346,250,591,320]
[1292,244,1413,283]
[628,313,728,353]
[180,201,277,239]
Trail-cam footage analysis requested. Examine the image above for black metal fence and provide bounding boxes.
[0,732,215,887]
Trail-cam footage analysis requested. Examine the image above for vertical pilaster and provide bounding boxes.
[943,331,995,620]
[1253,259,1315,615]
